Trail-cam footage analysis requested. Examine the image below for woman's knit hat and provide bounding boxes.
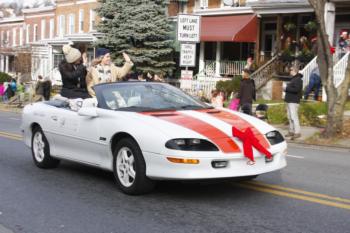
[62,45,81,63]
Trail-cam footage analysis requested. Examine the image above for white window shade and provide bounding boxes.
[69,14,75,34]
[41,19,46,39]
[79,9,84,32]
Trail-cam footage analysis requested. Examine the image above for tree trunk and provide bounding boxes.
[308,0,350,138]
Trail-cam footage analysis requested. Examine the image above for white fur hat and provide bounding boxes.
[62,45,81,63]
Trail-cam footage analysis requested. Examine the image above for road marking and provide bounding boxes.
[9,117,20,121]
[286,154,305,159]
[246,180,350,204]
[236,183,350,210]
[0,131,22,141]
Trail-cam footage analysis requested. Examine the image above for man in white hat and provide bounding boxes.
[59,44,90,99]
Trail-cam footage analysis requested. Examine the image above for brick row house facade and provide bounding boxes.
[1,0,349,87]
[0,0,183,83]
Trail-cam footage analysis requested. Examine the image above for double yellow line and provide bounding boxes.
[236,180,350,210]
[0,131,23,141]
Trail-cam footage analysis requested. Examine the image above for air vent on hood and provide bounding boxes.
[150,113,179,117]
[206,110,221,114]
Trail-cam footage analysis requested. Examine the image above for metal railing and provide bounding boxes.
[300,56,318,88]
[204,60,246,76]
[334,52,350,88]
[249,56,278,90]
[220,60,246,76]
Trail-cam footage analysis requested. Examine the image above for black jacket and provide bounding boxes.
[284,73,303,103]
[238,78,256,105]
[59,59,90,99]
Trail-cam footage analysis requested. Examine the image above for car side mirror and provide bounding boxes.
[78,107,98,118]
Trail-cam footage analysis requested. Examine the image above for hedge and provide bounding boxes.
[0,72,11,83]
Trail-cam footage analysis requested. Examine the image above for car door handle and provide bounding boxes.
[51,116,58,121]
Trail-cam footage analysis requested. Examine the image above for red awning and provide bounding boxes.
[201,14,258,43]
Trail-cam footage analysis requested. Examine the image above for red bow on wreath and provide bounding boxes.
[232,127,272,162]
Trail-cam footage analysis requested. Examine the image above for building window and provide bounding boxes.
[200,0,208,8]
[6,30,10,47]
[26,25,30,43]
[58,15,66,37]
[89,10,96,31]
[19,27,23,46]
[0,31,4,47]
[68,14,75,34]
[49,18,54,39]
[33,24,38,42]
[53,54,64,68]
[41,19,46,40]
[79,9,84,32]
[12,28,17,46]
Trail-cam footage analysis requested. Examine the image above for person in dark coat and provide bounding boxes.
[35,75,45,101]
[59,45,90,99]
[237,69,256,115]
[43,78,52,101]
[284,67,303,140]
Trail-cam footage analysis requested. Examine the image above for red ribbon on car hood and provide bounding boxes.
[232,127,272,162]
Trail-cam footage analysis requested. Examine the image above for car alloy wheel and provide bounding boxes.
[33,131,45,163]
[116,147,136,187]
[31,126,60,169]
[113,138,155,195]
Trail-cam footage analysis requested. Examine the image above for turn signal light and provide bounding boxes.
[167,157,200,164]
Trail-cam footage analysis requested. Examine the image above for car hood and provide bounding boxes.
[133,108,276,152]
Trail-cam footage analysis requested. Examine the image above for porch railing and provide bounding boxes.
[204,60,246,76]
[334,52,350,88]
[220,60,247,76]
[179,77,231,98]
[300,56,318,88]
[250,56,278,90]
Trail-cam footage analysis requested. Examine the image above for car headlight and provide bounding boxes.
[165,138,219,151]
[265,130,284,145]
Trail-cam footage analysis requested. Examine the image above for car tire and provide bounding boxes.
[31,126,60,169]
[113,138,155,195]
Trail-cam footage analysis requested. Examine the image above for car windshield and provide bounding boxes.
[94,82,212,112]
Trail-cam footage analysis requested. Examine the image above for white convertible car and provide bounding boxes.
[21,82,287,195]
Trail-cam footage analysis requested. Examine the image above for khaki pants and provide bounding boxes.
[286,103,300,134]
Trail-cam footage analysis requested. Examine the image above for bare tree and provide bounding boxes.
[308,0,350,138]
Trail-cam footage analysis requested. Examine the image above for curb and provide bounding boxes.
[286,140,350,152]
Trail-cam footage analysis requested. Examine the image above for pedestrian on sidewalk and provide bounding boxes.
[237,69,256,115]
[35,75,45,101]
[86,48,133,96]
[284,67,303,140]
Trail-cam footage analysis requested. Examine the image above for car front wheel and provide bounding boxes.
[113,138,155,195]
[31,126,60,169]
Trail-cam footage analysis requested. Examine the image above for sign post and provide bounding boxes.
[177,14,201,90]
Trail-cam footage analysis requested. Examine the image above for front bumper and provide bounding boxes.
[143,142,287,180]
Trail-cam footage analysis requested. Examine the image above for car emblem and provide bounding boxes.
[247,160,256,166]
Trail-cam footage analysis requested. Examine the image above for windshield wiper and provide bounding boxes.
[115,106,157,112]
[179,105,213,110]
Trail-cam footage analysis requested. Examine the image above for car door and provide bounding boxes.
[50,109,105,167]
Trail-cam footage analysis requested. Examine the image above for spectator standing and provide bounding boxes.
[237,69,256,115]
[338,31,349,58]
[59,45,90,99]
[210,90,224,108]
[0,83,4,101]
[284,67,303,140]
[304,67,321,100]
[86,48,133,96]
[35,75,45,101]
[10,79,17,93]
[244,57,256,73]
[43,77,52,101]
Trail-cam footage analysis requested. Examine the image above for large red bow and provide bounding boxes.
[232,127,272,162]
